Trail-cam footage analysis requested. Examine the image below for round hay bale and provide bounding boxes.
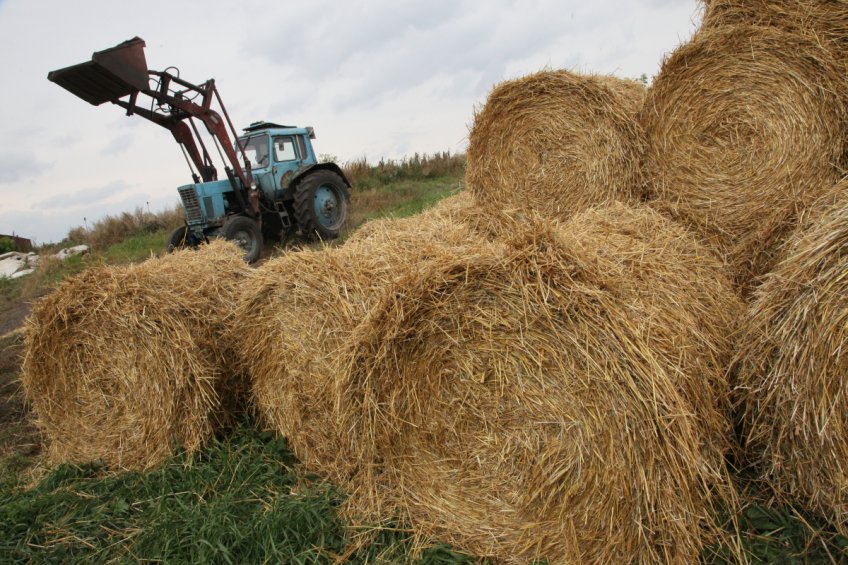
[340,204,742,563]
[233,222,499,481]
[640,25,846,292]
[734,180,848,534]
[229,246,379,480]
[700,0,848,73]
[466,70,647,223]
[21,240,250,471]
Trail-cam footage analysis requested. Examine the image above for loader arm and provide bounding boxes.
[47,37,259,217]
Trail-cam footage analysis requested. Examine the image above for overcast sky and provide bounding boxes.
[0,0,703,244]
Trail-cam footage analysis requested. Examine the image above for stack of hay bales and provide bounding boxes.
[639,24,846,292]
[466,70,647,223]
[231,210,493,481]
[21,241,249,471]
[337,204,743,563]
[734,181,848,535]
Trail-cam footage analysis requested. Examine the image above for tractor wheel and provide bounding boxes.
[166,226,195,253]
[222,216,263,263]
[293,170,350,240]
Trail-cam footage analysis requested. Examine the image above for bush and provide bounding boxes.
[67,204,185,251]
[342,151,465,190]
[0,237,15,254]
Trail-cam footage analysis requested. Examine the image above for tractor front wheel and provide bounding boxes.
[166,226,197,253]
[222,216,263,263]
[293,171,350,241]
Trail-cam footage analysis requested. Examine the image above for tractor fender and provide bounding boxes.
[289,163,351,191]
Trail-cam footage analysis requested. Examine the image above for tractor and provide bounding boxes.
[47,37,350,262]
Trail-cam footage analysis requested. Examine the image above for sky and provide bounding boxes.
[0,0,703,244]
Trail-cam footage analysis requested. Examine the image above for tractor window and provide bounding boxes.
[273,137,298,162]
[239,134,270,169]
[296,136,309,161]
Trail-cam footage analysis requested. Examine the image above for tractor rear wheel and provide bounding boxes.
[222,216,262,263]
[293,170,350,241]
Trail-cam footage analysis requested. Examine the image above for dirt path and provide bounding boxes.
[0,296,39,460]
[0,300,30,337]
[0,331,38,459]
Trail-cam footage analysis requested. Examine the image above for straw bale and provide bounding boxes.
[734,180,848,534]
[344,191,478,249]
[466,70,646,223]
[701,0,848,73]
[21,240,249,471]
[640,25,846,292]
[340,203,742,563]
[230,246,378,480]
[233,217,499,481]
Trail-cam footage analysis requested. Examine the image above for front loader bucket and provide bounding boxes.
[47,37,149,105]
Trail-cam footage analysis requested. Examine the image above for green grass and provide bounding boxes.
[347,174,463,228]
[98,230,170,265]
[0,425,473,564]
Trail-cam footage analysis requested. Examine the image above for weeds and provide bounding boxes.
[67,204,184,251]
[0,425,473,564]
[708,502,848,563]
[342,151,465,191]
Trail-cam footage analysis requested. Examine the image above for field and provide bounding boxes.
[1,154,847,563]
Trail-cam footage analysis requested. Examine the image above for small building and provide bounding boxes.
[0,234,33,253]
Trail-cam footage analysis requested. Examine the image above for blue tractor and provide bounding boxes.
[47,37,350,262]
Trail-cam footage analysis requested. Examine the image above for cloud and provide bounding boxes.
[252,0,575,113]
[100,133,134,157]
[3,190,153,244]
[37,179,132,210]
[0,153,51,183]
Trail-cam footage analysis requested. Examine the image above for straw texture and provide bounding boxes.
[340,204,742,563]
[466,70,646,223]
[734,181,848,534]
[640,25,846,292]
[21,241,249,471]
[701,0,848,72]
[233,210,493,480]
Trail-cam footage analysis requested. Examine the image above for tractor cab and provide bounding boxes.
[237,122,320,202]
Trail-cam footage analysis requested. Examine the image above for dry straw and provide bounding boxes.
[734,180,848,535]
[21,240,249,471]
[232,203,493,480]
[700,0,848,73]
[640,25,846,292]
[339,203,742,563]
[344,191,477,249]
[466,70,646,223]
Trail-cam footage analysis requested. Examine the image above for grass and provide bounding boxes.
[731,503,848,563]
[0,424,474,564]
